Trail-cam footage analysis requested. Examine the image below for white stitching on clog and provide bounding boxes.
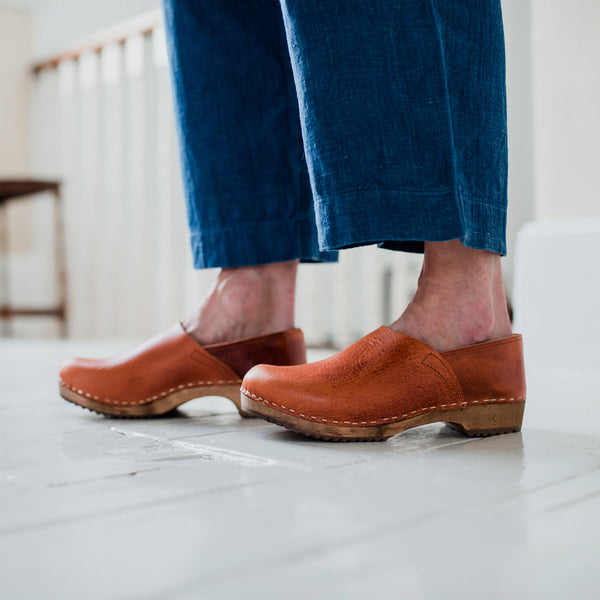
[239,386,525,428]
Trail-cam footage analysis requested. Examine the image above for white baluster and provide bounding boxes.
[123,33,148,337]
[98,42,125,337]
[27,68,60,336]
[57,60,82,337]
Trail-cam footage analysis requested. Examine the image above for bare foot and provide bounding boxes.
[389,240,512,351]
[182,260,299,345]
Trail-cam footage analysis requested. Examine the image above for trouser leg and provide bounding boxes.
[162,0,337,268]
[279,0,508,255]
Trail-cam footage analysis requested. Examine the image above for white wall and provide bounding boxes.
[501,0,536,292]
[0,6,31,177]
[531,0,600,220]
[2,0,160,59]
[0,6,32,266]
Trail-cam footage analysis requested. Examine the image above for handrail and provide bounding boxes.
[32,8,162,74]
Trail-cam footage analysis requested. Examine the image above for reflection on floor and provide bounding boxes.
[1,337,599,599]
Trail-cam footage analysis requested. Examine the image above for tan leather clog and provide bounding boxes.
[241,326,526,441]
[59,323,306,417]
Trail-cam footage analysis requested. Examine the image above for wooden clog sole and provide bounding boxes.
[241,392,525,442]
[60,383,251,418]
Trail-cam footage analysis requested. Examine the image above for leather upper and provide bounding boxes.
[241,326,526,427]
[59,323,306,407]
[441,335,526,405]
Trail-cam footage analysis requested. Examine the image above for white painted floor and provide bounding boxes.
[1,337,599,600]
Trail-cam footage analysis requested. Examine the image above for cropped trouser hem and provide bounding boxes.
[164,0,509,268]
[316,189,507,256]
[190,219,339,270]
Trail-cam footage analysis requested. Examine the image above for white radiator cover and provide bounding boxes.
[513,219,600,374]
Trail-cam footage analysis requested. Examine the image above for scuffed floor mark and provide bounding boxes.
[110,427,277,468]
[47,469,154,489]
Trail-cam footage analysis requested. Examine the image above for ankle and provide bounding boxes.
[184,261,298,345]
[390,240,512,351]
[391,295,498,351]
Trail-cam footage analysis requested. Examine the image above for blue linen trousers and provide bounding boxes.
[162,0,508,269]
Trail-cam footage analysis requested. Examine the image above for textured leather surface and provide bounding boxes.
[241,326,526,426]
[441,336,526,405]
[59,323,306,407]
